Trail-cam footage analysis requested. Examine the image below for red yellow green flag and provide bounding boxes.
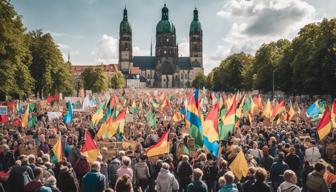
[331,101,336,128]
[146,129,169,157]
[203,103,219,142]
[219,96,237,140]
[81,131,100,163]
[317,107,332,141]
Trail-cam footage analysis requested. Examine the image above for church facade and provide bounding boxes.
[119,4,204,88]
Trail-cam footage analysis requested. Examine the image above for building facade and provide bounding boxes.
[119,4,204,88]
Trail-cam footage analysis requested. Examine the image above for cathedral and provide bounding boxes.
[119,4,203,88]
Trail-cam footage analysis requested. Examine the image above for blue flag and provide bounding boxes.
[64,101,73,123]
[306,100,322,118]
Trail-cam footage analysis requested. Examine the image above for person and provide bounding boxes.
[0,144,15,172]
[242,167,256,192]
[203,154,218,192]
[74,155,90,184]
[250,167,272,192]
[177,155,193,192]
[24,167,52,192]
[323,164,336,188]
[115,174,133,192]
[270,152,289,191]
[81,161,106,192]
[285,147,301,177]
[277,170,300,192]
[117,156,133,180]
[304,140,321,166]
[155,162,179,192]
[57,163,79,192]
[248,141,263,163]
[218,171,238,192]
[186,168,207,192]
[260,146,274,172]
[306,162,328,192]
[45,176,61,192]
[6,157,35,192]
[134,155,150,191]
[108,156,122,188]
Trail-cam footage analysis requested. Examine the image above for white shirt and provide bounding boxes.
[305,146,321,165]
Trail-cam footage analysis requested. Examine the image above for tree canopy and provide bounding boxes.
[110,72,125,89]
[81,67,108,93]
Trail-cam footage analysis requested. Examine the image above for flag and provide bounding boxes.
[306,100,322,118]
[63,101,73,123]
[242,97,251,114]
[130,100,138,114]
[186,89,203,148]
[183,144,190,155]
[147,111,157,128]
[202,103,220,158]
[272,100,285,120]
[160,98,171,111]
[286,102,296,121]
[151,99,160,109]
[229,150,249,180]
[96,109,126,139]
[81,132,100,163]
[146,130,169,157]
[263,99,272,119]
[51,133,62,163]
[316,107,332,141]
[331,100,336,128]
[91,102,105,126]
[219,96,237,140]
[21,104,29,128]
[172,111,183,122]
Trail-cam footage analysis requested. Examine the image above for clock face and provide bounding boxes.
[166,38,169,42]
[164,50,167,54]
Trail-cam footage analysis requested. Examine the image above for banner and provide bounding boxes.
[47,112,62,120]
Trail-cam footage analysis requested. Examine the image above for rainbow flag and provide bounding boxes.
[21,104,29,128]
[81,131,100,163]
[203,103,220,157]
[219,96,237,140]
[186,89,203,148]
[146,130,169,157]
[317,107,332,141]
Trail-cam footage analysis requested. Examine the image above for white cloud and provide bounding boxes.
[210,0,318,69]
[133,46,149,56]
[178,41,189,57]
[57,43,70,50]
[47,31,84,39]
[94,34,119,64]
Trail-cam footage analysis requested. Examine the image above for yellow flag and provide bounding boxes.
[52,134,62,162]
[263,99,272,119]
[229,150,249,180]
[21,104,29,128]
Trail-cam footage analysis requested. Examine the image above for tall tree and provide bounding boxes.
[192,72,207,89]
[0,0,33,100]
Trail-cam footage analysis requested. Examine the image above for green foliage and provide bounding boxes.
[27,30,73,98]
[192,72,207,89]
[0,0,34,100]
[110,72,125,89]
[81,67,108,93]
[212,53,254,91]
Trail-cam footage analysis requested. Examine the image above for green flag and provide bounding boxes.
[242,97,252,114]
[147,112,156,128]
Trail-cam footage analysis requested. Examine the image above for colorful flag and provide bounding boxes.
[51,133,62,163]
[286,102,296,121]
[202,103,220,158]
[91,102,105,126]
[331,100,336,128]
[306,100,322,118]
[229,150,249,180]
[186,89,203,148]
[160,98,171,111]
[21,104,29,128]
[272,100,285,119]
[317,107,332,141]
[63,101,73,123]
[219,96,237,140]
[147,111,157,128]
[130,100,138,114]
[172,111,183,122]
[146,130,169,157]
[96,109,126,139]
[263,99,272,119]
[81,132,100,163]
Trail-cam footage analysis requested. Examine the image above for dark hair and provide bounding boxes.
[34,167,43,178]
[314,162,326,172]
[115,174,132,192]
[278,152,285,161]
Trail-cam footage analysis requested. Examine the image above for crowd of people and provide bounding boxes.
[0,89,335,192]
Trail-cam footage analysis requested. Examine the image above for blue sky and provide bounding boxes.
[12,0,336,74]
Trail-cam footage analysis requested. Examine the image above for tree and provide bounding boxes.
[110,72,125,89]
[81,67,108,93]
[192,72,207,89]
[0,0,34,100]
[27,30,73,98]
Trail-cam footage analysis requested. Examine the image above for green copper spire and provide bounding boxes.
[156,4,175,33]
[190,8,202,34]
[120,7,131,34]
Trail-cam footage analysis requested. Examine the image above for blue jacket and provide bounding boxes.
[187,180,208,192]
[270,160,289,183]
[81,170,106,192]
[218,183,239,192]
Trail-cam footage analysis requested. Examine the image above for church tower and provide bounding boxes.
[119,8,133,74]
[155,4,179,88]
[189,8,203,69]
